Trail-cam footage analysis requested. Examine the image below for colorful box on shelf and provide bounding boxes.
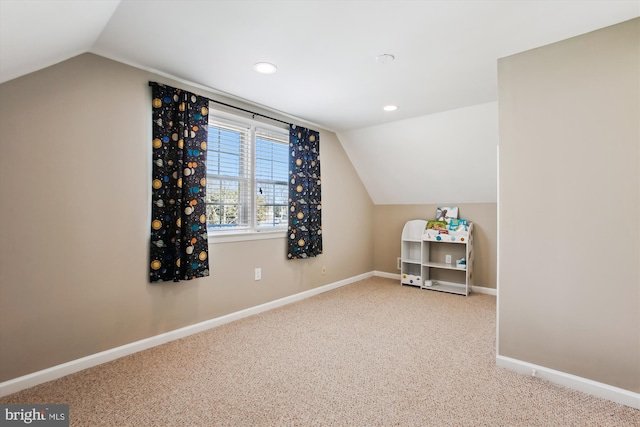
[401,274,423,287]
[449,219,467,231]
[423,220,470,242]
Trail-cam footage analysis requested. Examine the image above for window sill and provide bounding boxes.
[207,230,287,244]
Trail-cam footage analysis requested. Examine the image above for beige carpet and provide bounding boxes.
[1,276,638,426]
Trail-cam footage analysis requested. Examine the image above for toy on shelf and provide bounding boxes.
[401,274,423,287]
[424,220,470,242]
[436,206,459,223]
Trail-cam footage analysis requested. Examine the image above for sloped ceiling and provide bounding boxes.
[337,102,498,204]
[0,0,121,84]
[1,1,638,204]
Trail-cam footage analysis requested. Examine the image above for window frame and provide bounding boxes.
[206,106,289,243]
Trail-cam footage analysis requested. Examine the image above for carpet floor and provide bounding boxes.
[1,276,638,426]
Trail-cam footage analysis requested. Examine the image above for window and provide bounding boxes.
[205,107,289,236]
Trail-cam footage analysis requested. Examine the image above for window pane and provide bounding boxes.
[206,178,244,228]
[207,126,243,177]
[256,182,288,227]
[273,183,288,205]
[255,129,288,228]
[206,117,251,231]
[256,182,288,205]
[256,135,288,182]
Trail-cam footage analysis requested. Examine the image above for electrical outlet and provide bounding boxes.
[255,268,261,281]
[445,254,452,264]
[321,266,326,275]
[397,257,401,270]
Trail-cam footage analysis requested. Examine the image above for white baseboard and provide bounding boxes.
[471,285,497,296]
[373,271,497,296]
[0,271,373,398]
[496,355,640,409]
[373,270,400,280]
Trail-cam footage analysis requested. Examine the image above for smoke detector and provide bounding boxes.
[376,54,395,64]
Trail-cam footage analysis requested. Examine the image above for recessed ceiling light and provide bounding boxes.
[376,54,395,64]
[253,62,277,74]
[383,105,398,111]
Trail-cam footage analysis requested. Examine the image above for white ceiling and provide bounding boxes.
[1,0,638,132]
[1,1,638,205]
[0,0,120,84]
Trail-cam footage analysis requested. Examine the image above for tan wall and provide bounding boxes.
[373,204,497,288]
[0,53,374,382]
[498,18,639,392]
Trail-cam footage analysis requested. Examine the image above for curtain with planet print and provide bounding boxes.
[149,82,209,282]
[288,125,322,259]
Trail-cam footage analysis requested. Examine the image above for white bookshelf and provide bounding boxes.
[400,220,474,296]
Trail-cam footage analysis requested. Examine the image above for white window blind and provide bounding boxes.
[206,109,289,234]
[255,128,289,228]
[206,117,251,231]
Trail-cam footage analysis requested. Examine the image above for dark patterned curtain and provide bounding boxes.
[288,125,322,259]
[149,82,209,282]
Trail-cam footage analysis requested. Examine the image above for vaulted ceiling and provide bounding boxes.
[2,0,637,132]
[1,0,638,203]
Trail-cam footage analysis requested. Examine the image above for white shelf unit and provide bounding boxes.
[400,220,474,296]
[400,220,427,288]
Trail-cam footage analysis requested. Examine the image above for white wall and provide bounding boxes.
[337,102,498,205]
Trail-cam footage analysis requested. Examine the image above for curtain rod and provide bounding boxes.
[209,99,292,127]
[149,81,292,127]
